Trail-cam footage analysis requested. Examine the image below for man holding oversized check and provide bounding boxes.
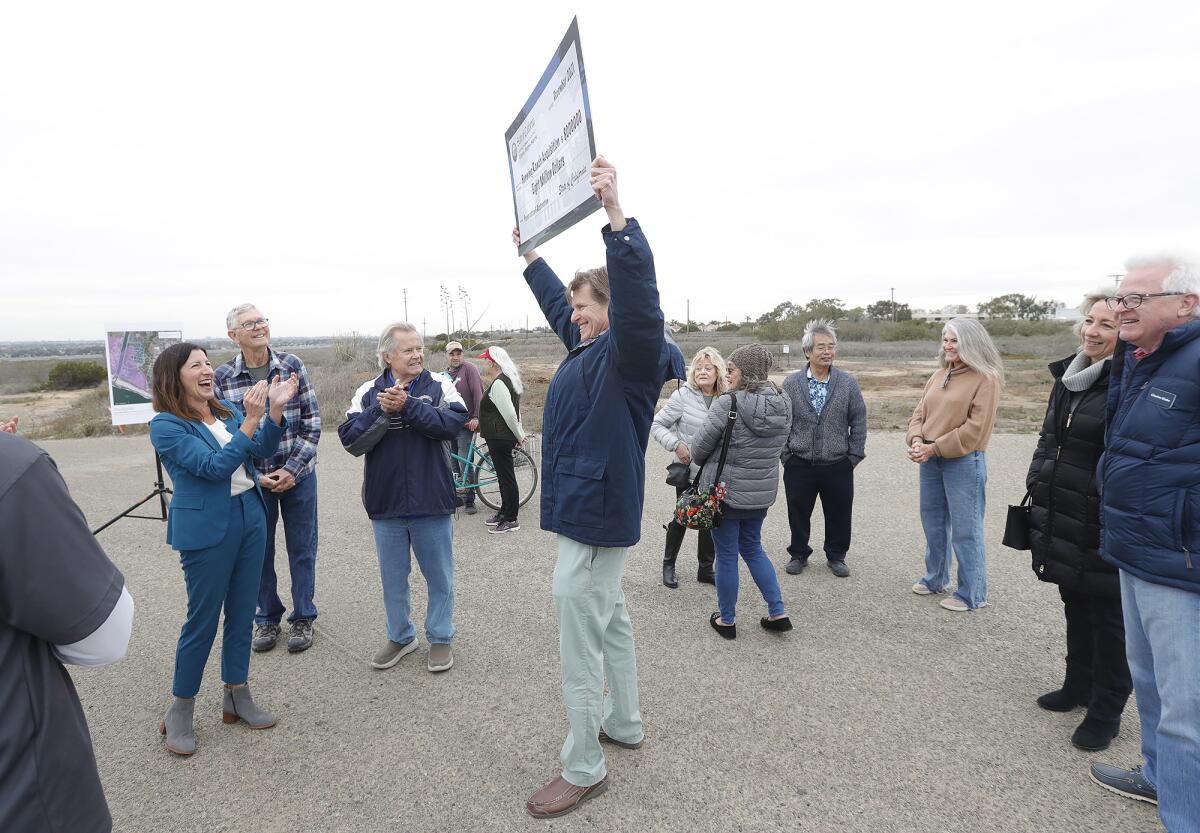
[509,20,678,818]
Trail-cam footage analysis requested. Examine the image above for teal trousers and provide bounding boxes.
[553,535,644,787]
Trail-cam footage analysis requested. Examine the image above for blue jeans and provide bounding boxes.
[255,470,318,626]
[450,429,477,506]
[1120,571,1200,833]
[711,516,785,624]
[174,491,266,697]
[917,451,988,608]
[371,515,455,645]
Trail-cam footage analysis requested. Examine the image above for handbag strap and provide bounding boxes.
[694,393,738,487]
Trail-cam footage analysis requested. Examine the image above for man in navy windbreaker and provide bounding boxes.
[1087,254,1200,833]
[338,322,468,675]
[520,157,669,819]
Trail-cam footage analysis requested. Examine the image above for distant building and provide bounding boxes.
[911,306,988,323]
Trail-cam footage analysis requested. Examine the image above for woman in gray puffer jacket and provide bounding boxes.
[690,344,793,639]
[651,346,728,588]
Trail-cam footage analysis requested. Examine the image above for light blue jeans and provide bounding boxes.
[917,451,988,608]
[1120,571,1200,833]
[711,516,786,625]
[371,515,455,645]
[552,536,643,788]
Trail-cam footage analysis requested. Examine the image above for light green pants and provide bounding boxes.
[553,535,644,787]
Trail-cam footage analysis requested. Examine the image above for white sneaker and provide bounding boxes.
[911,582,947,595]
[940,597,989,612]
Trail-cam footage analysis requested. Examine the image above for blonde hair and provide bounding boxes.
[687,346,728,394]
[941,318,1004,384]
[1074,287,1117,342]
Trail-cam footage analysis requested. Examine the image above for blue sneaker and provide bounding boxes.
[1089,763,1157,805]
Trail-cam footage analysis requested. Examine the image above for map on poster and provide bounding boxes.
[104,323,183,425]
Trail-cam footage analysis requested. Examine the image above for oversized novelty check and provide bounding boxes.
[506,17,599,255]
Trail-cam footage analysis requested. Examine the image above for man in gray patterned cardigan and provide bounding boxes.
[780,319,867,577]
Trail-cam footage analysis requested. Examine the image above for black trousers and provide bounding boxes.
[487,438,519,522]
[1058,586,1133,724]
[782,456,854,561]
[664,485,715,569]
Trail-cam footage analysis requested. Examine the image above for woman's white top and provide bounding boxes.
[203,419,257,496]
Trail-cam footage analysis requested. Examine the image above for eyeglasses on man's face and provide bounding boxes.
[1104,293,1185,310]
[238,318,269,331]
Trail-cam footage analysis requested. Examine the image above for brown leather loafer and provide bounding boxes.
[526,775,608,818]
[599,728,643,749]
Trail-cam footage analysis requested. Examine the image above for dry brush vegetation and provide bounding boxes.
[2,326,1079,439]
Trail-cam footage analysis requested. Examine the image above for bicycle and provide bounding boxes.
[450,437,539,511]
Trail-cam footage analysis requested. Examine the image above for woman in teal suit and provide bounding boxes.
[149,341,298,756]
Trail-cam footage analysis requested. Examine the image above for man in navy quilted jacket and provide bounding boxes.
[1088,254,1200,833]
[517,157,669,818]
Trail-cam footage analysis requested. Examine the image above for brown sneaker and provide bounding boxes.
[526,775,608,818]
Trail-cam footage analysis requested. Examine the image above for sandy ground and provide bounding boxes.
[42,432,1162,833]
[0,388,92,428]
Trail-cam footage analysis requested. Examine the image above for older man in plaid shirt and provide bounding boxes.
[214,303,322,653]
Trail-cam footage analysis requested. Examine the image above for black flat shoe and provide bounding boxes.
[662,564,678,588]
[709,613,736,640]
[697,567,715,585]
[760,616,793,632]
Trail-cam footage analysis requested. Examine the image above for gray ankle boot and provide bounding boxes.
[222,684,277,729]
[160,696,196,756]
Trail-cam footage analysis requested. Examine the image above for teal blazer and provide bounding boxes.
[149,402,287,552]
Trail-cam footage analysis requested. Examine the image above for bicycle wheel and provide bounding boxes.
[474,441,539,511]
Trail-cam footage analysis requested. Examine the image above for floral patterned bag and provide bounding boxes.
[674,395,738,531]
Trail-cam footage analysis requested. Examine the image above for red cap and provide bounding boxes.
[477,348,493,361]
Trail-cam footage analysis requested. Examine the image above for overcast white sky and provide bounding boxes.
[2,1,1198,341]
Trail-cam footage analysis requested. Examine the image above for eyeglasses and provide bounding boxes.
[1104,293,1185,310]
[237,318,269,331]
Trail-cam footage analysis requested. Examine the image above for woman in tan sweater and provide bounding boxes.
[906,317,1003,612]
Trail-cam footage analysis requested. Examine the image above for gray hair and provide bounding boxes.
[941,317,1005,384]
[801,318,838,354]
[483,345,524,395]
[1124,253,1200,318]
[377,321,420,370]
[226,303,260,331]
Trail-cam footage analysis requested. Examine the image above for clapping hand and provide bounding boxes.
[268,375,299,422]
[1,416,17,434]
[378,385,408,414]
[242,381,269,420]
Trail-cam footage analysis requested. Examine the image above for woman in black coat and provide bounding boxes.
[1025,291,1131,752]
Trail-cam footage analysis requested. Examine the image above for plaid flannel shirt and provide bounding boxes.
[213,348,321,479]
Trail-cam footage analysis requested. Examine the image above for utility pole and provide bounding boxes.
[402,288,409,323]
[686,299,691,334]
[890,287,896,322]
[1107,273,1124,290]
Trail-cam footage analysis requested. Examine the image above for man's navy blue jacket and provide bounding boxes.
[338,368,468,519]
[525,218,668,548]
[1099,319,1200,593]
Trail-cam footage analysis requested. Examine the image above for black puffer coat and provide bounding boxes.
[1026,354,1118,598]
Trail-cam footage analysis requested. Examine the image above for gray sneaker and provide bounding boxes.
[371,639,418,670]
[1089,762,1157,804]
[287,620,314,653]
[427,642,454,672]
[252,623,281,652]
